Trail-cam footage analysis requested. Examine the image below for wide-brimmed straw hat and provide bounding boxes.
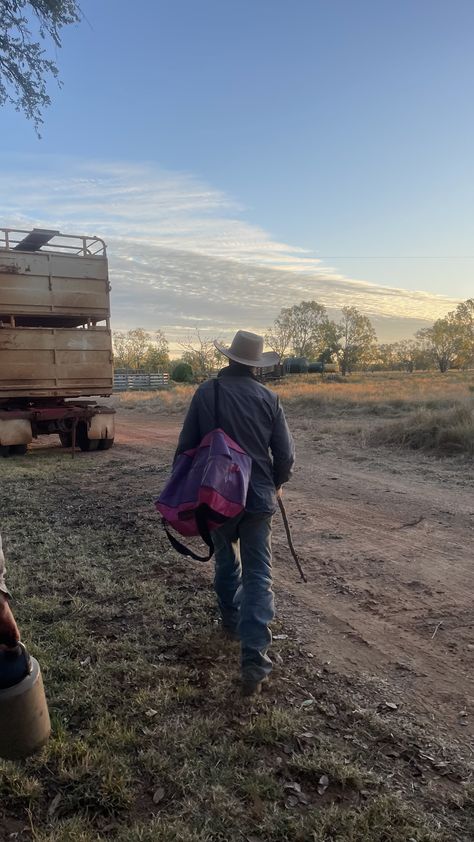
[214,330,280,368]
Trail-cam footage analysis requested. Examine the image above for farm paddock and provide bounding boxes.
[1,372,473,841]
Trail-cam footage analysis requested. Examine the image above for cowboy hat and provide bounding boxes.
[214,330,280,368]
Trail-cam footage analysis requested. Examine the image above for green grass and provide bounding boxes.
[0,451,472,840]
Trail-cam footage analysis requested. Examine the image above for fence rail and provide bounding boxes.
[113,371,170,391]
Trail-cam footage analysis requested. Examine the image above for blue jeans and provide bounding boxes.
[213,512,274,682]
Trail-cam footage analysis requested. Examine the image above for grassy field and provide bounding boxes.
[114,371,474,455]
[115,371,474,413]
[1,450,473,841]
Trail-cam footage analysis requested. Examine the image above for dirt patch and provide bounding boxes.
[112,410,474,740]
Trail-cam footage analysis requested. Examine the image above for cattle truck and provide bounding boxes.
[0,228,115,457]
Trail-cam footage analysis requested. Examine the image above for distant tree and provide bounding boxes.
[265,309,294,359]
[142,330,170,371]
[337,307,377,375]
[453,298,474,369]
[0,1,81,134]
[268,301,333,360]
[318,319,341,364]
[373,343,399,371]
[288,301,329,358]
[172,362,194,383]
[180,329,221,379]
[113,328,170,371]
[374,340,434,372]
[417,317,462,373]
[417,298,474,373]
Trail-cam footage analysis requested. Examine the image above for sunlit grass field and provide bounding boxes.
[112,371,474,455]
[114,370,473,416]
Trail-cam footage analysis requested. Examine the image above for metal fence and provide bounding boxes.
[113,370,170,391]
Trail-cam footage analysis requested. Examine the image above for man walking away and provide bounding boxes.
[175,330,295,697]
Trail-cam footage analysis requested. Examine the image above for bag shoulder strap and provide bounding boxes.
[162,520,214,562]
[213,377,219,428]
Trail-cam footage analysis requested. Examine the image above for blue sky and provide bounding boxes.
[1,0,473,343]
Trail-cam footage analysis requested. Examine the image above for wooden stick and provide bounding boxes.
[278,497,308,583]
[431,621,443,640]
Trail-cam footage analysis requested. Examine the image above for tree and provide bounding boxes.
[288,301,329,358]
[265,309,294,359]
[318,319,341,364]
[113,328,170,371]
[142,330,170,371]
[172,362,194,383]
[180,330,222,380]
[417,316,462,373]
[452,298,474,369]
[267,301,334,360]
[417,299,474,373]
[337,307,377,375]
[373,340,434,372]
[0,1,81,133]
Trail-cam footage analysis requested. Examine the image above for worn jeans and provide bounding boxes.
[213,512,274,682]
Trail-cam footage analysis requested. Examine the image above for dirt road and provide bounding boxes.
[114,411,474,739]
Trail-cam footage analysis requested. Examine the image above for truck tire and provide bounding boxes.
[11,444,27,455]
[59,432,72,448]
[1,445,10,458]
[76,422,100,452]
[79,437,100,452]
[99,437,114,450]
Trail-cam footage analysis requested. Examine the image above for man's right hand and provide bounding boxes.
[0,593,20,648]
[276,486,283,499]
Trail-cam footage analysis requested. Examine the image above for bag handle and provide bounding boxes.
[162,504,215,562]
[162,523,213,562]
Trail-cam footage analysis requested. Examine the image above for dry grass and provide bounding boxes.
[274,371,474,414]
[111,373,474,455]
[370,404,474,455]
[112,384,196,414]
[112,372,474,418]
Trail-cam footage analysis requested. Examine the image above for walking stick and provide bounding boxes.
[277,497,308,583]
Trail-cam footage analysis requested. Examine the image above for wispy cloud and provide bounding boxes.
[0,157,459,343]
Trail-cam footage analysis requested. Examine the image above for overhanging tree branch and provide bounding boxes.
[0,0,81,134]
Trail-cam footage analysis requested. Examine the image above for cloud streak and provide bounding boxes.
[0,157,460,344]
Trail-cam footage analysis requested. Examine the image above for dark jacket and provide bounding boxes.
[175,366,295,513]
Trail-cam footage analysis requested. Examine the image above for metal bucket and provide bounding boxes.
[0,643,51,760]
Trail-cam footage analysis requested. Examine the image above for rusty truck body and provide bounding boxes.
[0,228,115,456]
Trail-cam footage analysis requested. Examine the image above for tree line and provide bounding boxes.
[112,298,474,377]
[265,298,474,374]
[113,328,221,381]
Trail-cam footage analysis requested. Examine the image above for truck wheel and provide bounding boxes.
[11,444,27,455]
[59,432,72,448]
[78,437,100,452]
[99,437,114,450]
[76,422,100,452]
[1,445,10,458]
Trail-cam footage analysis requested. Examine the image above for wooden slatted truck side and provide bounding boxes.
[0,228,115,456]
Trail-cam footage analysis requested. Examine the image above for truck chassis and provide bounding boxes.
[0,400,115,457]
